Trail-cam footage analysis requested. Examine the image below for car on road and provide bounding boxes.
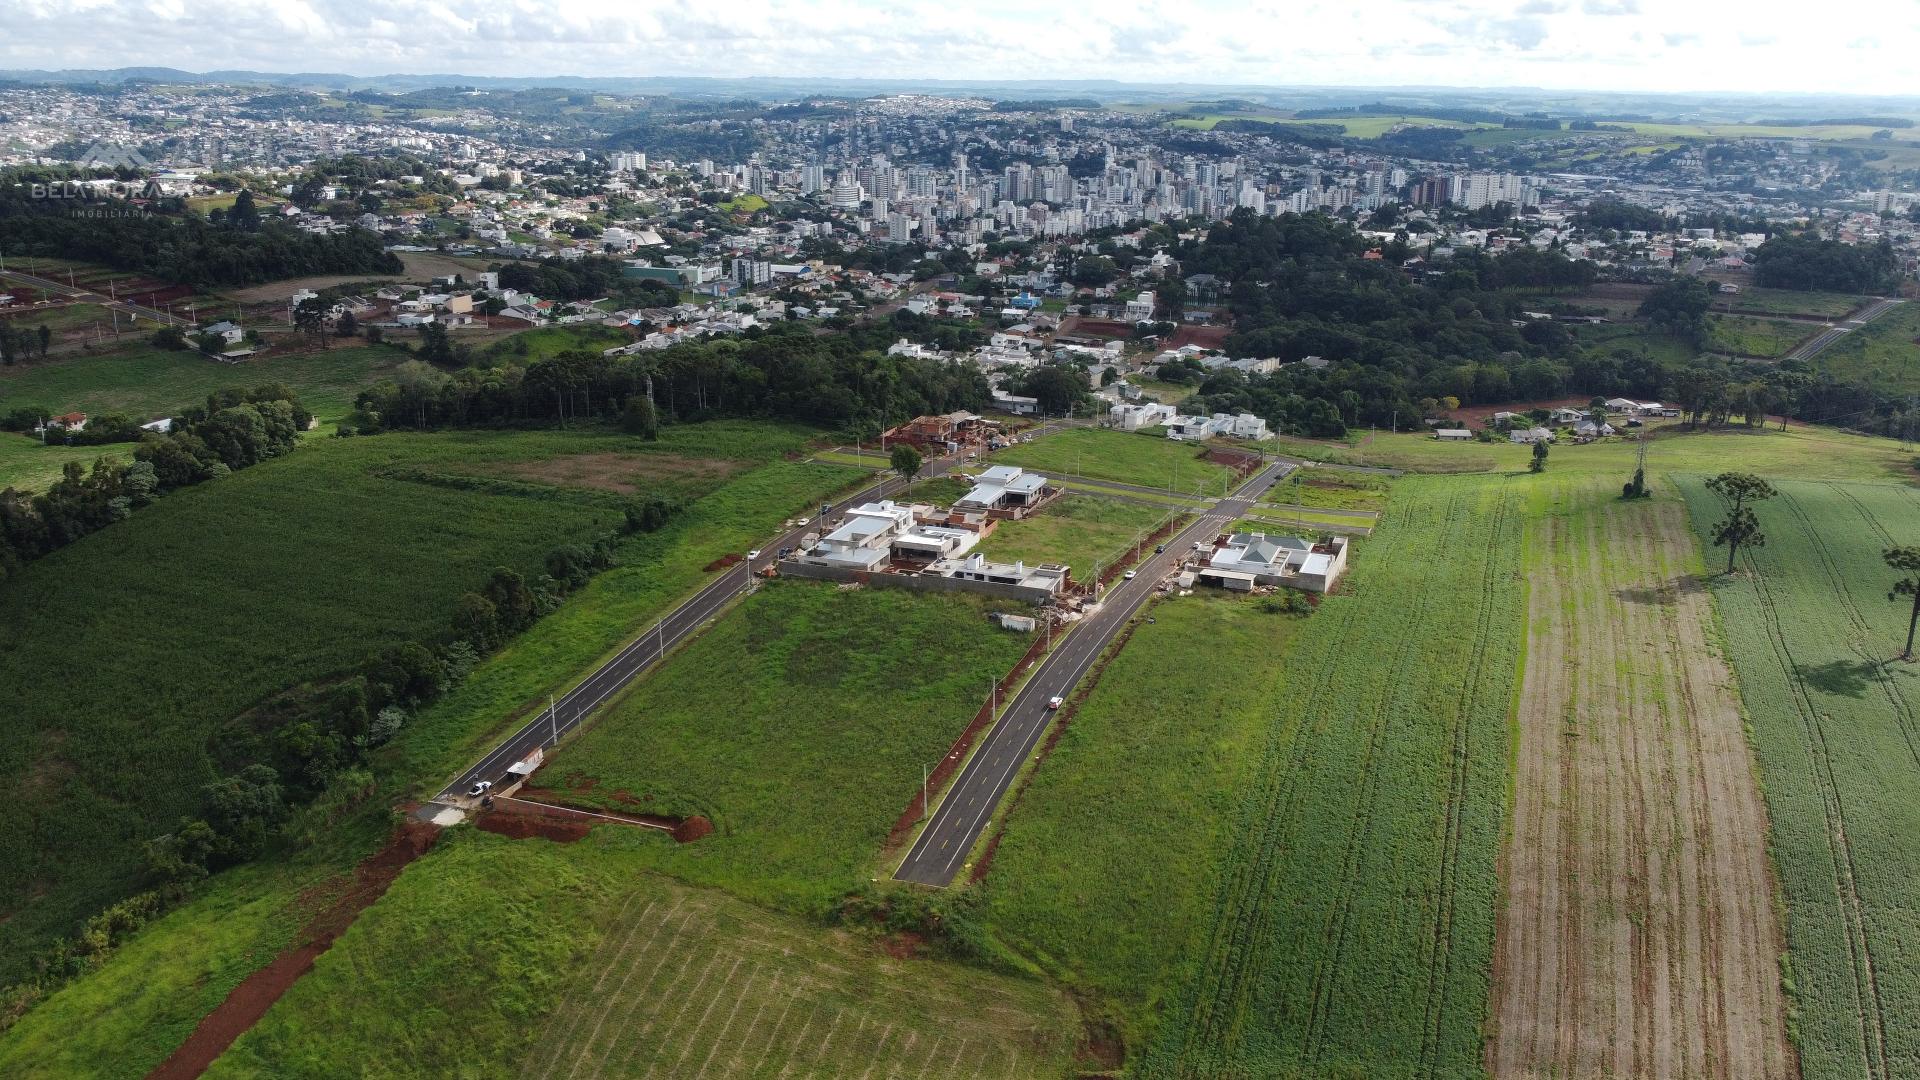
[793,517,809,527]
[1047,695,1063,710]
[467,779,492,797]
[1155,544,1165,553]
[747,549,762,560]
[1124,570,1137,580]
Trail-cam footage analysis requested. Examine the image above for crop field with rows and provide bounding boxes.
[1140,474,1526,1077]
[1679,477,1920,1080]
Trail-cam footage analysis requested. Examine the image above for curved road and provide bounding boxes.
[893,458,1294,887]
[1784,297,1904,362]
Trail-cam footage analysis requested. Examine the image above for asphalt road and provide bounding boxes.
[0,266,194,328]
[1784,297,1904,362]
[434,458,955,803]
[892,458,1295,887]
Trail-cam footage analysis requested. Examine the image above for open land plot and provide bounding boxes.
[1139,473,1526,1077]
[1262,469,1390,513]
[1679,478,1920,1080]
[1707,313,1813,358]
[1803,300,1920,393]
[978,593,1304,1054]
[1490,477,1790,1079]
[1572,322,1703,365]
[1716,287,1867,318]
[975,494,1172,583]
[992,427,1237,495]
[200,829,1079,1079]
[0,342,409,426]
[546,580,1034,913]
[1281,425,1918,483]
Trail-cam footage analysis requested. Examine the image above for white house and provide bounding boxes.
[1509,427,1554,445]
[1109,401,1178,431]
[1125,291,1157,322]
[1435,428,1473,441]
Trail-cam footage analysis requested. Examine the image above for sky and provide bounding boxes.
[5,0,1918,97]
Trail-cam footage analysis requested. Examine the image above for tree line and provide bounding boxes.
[0,180,402,288]
[344,322,993,438]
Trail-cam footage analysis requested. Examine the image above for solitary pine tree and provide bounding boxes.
[1705,472,1777,574]
[1886,546,1920,660]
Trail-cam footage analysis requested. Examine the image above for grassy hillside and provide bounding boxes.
[1680,478,1920,1080]
[203,829,1080,1079]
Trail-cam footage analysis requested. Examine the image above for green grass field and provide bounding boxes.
[993,428,1236,495]
[0,342,409,437]
[1718,287,1866,318]
[482,324,631,364]
[1707,313,1812,358]
[0,421,859,988]
[1141,473,1526,1076]
[1679,478,1920,1079]
[1571,322,1703,364]
[1283,425,1916,483]
[979,592,1303,1052]
[202,829,1079,1079]
[547,580,1032,914]
[976,495,1170,582]
[1263,469,1390,513]
[0,432,629,986]
[1807,301,1920,393]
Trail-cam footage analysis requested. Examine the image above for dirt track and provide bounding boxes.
[1489,491,1792,1079]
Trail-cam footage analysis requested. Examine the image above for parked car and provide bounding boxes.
[1047,695,1064,710]
[1124,570,1137,580]
[1154,544,1165,553]
[467,779,492,797]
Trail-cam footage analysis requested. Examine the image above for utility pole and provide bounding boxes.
[922,760,930,821]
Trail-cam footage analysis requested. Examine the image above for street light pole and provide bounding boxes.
[549,695,558,745]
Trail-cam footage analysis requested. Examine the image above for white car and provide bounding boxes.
[1047,695,1063,710]
[747,549,762,560]
[1124,570,1137,580]
[793,517,809,527]
[467,779,492,797]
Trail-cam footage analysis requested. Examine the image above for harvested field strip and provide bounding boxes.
[1142,475,1526,1076]
[1489,482,1791,1079]
[1679,478,1920,1080]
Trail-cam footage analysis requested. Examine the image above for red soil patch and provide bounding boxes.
[475,807,591,843]
[144,822,441,1080]
[879,930,927,959]
[1076,1017,1126,1072]
[703,553,743,572]
[1164,323,1230,350]
[510,787,710,844]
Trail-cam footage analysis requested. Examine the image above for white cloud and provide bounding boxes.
[0,0,1916,96]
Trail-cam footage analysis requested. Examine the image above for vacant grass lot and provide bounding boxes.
[553,580,1031,915]
[993,427,1236,495]
[1707,313,1811,358]
[976,494,1170,582]
[1719,287,1866,318]
[1142,474,1527,1077]
[1810,301,1920,393]
[202,829,1079,1079]
[1680,478,1920,1080]
[1571,322,1703,364]
[0,342,409,426]
[1263,469,1390,512]
[979,593,1302,1052]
